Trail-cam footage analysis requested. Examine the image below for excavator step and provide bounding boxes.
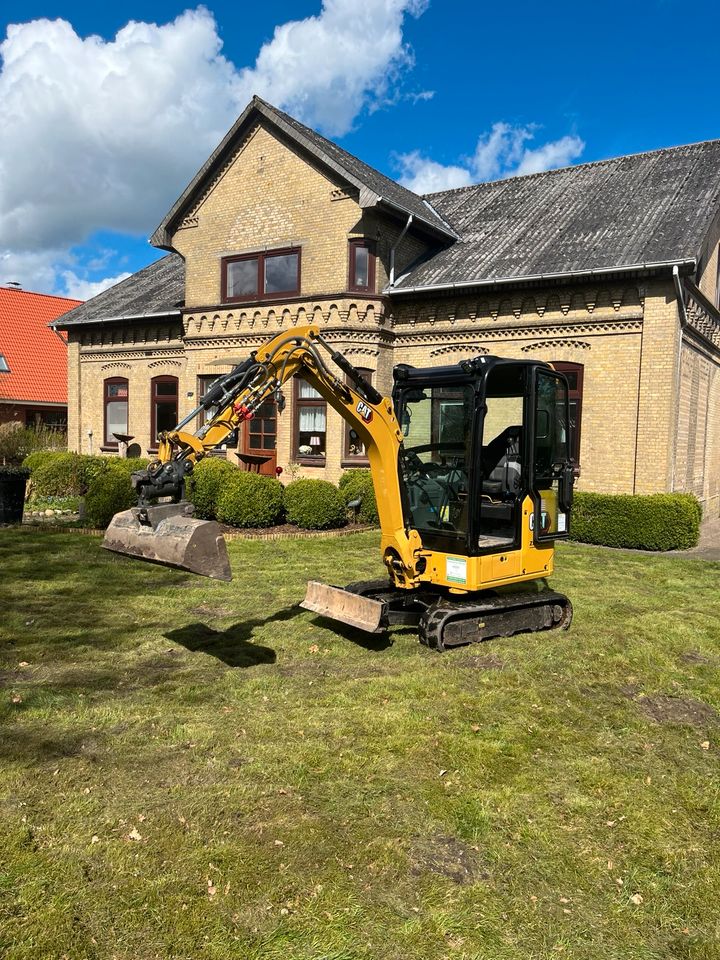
[103,503,232,582]
[301,581,386,633]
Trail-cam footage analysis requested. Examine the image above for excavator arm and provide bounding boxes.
[104,325,423,589]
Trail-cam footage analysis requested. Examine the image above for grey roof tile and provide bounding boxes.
[54,254,184,327]
[392,140,720,291]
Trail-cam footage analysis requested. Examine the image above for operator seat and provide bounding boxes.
[481,426,522,498]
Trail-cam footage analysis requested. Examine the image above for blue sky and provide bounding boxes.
[1,0,719,298]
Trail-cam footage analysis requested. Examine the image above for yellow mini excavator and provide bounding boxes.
[104,324,575,650]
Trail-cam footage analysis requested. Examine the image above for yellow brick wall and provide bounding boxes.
[674,340,720,518]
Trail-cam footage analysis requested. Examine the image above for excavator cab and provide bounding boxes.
[393,357,574,559]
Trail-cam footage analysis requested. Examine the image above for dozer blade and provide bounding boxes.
[301,581,386,633]
[103,503,232,581]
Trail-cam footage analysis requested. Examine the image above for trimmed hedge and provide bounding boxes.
[187,458,238,519]
[215,472,284,528]
[284,478,347,530]
[25,451,107,497]
[83,458,149,529]
[569,491,702,551]
[338,468,378,524]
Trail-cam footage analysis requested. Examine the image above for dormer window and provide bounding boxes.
[221,248,301,303]
[0,354,9,373]
[348,239,376,293]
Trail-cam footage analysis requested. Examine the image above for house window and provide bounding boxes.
[344,368,373,462]
[348,239,376,293]
[0,354,9,373]
[221,248,301,303]
[151,375,178,444]
[295,377,326,462]
[551,362,583,465]
[103,377,128,446]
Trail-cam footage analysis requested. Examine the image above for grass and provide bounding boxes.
[0,528,719,960]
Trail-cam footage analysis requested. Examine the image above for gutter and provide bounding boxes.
[386,257,697,296]
[52,309,182,330]
[373,196,459,242]
[389,215,413,287]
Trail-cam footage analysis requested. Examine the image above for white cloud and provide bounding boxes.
[0,2,427,294]
[61,271,132,301]
[397,122,585,194]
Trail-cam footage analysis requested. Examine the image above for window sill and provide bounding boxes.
[296,457,326,467]
[340,459,370,468]
[100,445,119,452]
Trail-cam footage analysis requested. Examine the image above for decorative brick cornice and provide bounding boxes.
[683,281,720,351]
[182,297,388,337]
[429,343,490,357]
[148,358,182,369]
[80,347,184,363]
[521,339,591,352]
[393,318,642,346]
[100,361,132,372]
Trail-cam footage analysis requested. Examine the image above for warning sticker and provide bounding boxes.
[446,556,467,584]
[557,513,567,533]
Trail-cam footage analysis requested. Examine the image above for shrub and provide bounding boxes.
[284,478,347,530]
[29,452,108,498]
[215,472,284,528]
[79,458,149,529]
[338,468,378,524]
[569,491,702,551]
[187,458,238,519]
[0,423,65,465]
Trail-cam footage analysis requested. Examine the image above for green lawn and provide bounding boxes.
[1,529,719,960]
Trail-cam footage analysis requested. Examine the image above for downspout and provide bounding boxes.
[670,264,689,493]
[389,214,413,287]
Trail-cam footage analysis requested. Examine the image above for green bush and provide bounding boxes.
[338,468,378,524]
[28,452,110,497]
[0,423,65,465]
[569,491,702,551]
[187,458,238,519]
[77,458,149,529]
[284,478,347,530]
[215,472,284,528]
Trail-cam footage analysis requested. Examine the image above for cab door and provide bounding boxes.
[530,368,574,542]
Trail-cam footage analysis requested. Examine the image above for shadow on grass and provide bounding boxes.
[164,606,304,667]
[304,615,394,651]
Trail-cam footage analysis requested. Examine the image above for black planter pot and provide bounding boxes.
[0,467,29,523]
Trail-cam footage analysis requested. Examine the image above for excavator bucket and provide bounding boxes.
[301,581,385,633]
[103,503,232,581]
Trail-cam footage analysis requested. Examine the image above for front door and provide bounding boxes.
[242,398,277,475]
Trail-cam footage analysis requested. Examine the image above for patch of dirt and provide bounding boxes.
[633,694,718,728]
[409,834,487,885]
[189,604,236,620]
[680,650,712,665]
[457,653,505,671]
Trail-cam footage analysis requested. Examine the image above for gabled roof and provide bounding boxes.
[150,96,458,249]
[391,139,720,292]
[54,254,184,328]
[0,287,81,405]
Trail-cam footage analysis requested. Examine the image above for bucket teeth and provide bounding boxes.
[301,581,385,633]
[102,507,232,581]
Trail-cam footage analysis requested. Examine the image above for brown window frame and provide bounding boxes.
[348,239,376,293]
[221,247,301,304]
[551,361,584,465]
[294,376,327,466]
[342,367,373,465]
[103,376,129,448]
[151,375,179,446]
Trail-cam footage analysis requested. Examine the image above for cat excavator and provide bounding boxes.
[104,324,575,650]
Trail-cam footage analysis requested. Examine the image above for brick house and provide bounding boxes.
[55,97,720,519]
[0,286,82,429]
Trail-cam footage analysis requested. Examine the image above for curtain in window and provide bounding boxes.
[298,407,326,432]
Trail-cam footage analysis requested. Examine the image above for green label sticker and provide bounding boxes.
[446,556,467,583]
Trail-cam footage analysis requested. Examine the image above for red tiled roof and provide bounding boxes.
[0,287,82,405]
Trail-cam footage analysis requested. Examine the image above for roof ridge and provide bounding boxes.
[423,137,720,200]
[0,286,82,305]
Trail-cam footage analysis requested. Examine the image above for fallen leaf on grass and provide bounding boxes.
[11,695,22,704]
[18,661,29,668]
[308,644,320,654]
[127,827,142,842]
[629,893,644,905]
[91,835,99,844]
[700,741,710,750]
[207,879,217,898]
